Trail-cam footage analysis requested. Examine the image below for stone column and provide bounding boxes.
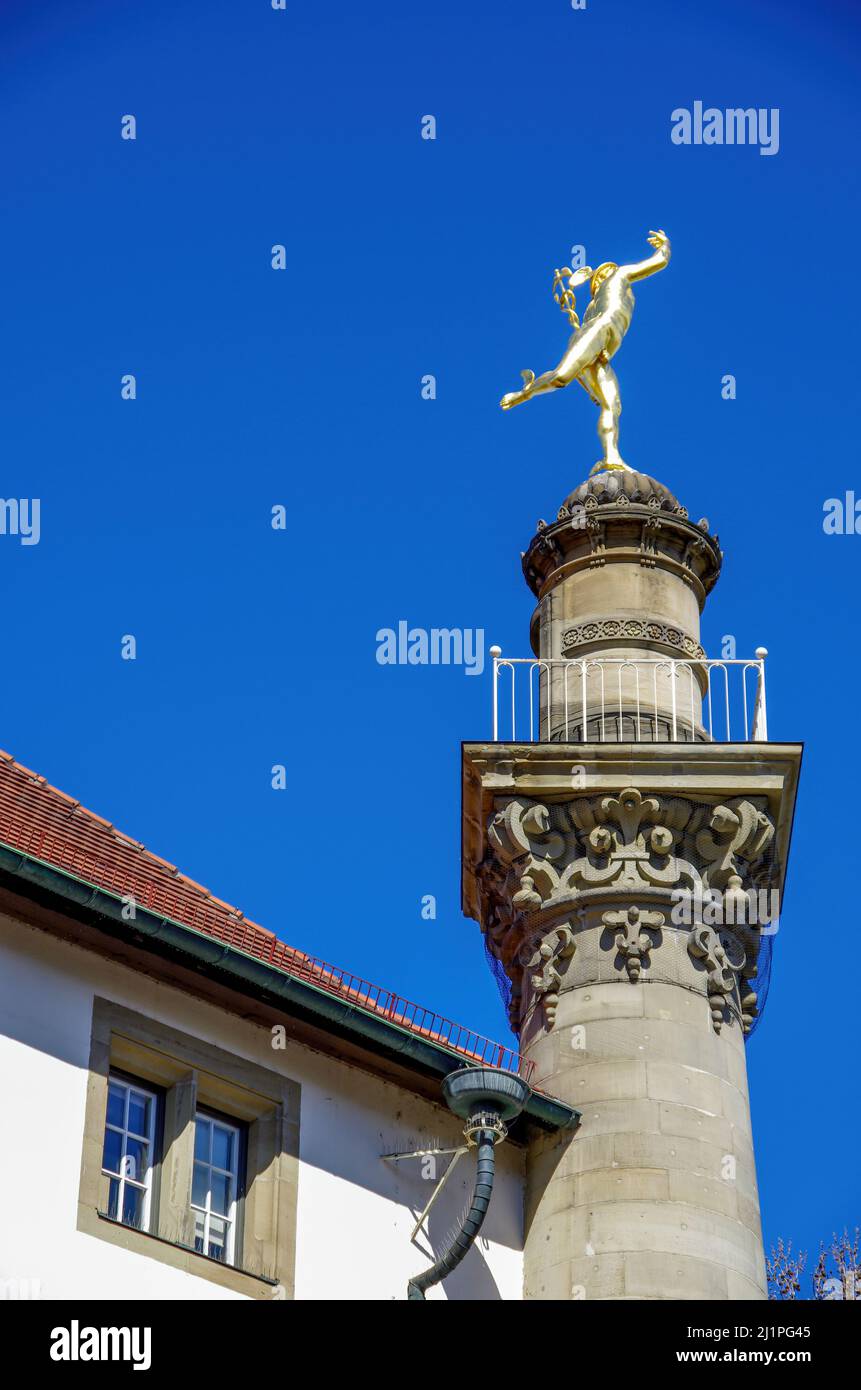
[462,470,801,1302]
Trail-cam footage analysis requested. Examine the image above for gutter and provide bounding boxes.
[0,842,580,1135]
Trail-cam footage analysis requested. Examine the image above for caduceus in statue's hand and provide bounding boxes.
[500,230,671,475]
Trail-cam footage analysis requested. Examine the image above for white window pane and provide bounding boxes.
[194,1118,211,1163]
[211,1124,234,1173]
[193,1209,207,1255]
[105,1077,156,1235]
[102,1127,122,1175]
[192,1162,209,1208]
[123,1137,150,1184]
[127,1091,151,1138]
[210,1171,231,1217]
[207,1216,228,1262]
[107,1082,126,1129]
[121,1183,145,1230]
[190,1114,240,1265]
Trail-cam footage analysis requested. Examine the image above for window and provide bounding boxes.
[101,1074,158,1233]
[80,998,300,1296]
[191,1111,242,1264]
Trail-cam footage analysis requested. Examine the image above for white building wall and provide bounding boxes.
[0,914,524,1301]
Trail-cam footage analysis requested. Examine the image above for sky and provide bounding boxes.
[1,0,859,1282]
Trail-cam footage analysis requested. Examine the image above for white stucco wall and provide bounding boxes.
[0,914,524,1301]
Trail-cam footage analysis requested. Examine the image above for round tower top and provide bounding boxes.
[562,468,681,513]
[522,467,723,609]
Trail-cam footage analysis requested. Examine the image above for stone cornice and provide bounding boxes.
[522,501,723,607]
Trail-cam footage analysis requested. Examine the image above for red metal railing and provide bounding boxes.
[271,950,533,1079]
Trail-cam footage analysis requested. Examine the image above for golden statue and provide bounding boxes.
[500,230,671,474]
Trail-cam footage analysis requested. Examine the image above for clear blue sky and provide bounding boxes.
[1,0,858,1278]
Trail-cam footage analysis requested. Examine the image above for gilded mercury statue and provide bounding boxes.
[500,230,671,474]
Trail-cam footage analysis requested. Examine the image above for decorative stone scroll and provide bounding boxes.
[519,923,577,1026]
[688,923,746,1033]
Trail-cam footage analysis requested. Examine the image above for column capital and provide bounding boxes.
[462,742,801,1040]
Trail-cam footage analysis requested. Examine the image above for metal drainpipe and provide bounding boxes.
[407,1066,531,1302]
[407,1119,499,1301]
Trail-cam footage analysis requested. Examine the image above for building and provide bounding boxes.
[0,465,800,1301]
[0,745,575,1301]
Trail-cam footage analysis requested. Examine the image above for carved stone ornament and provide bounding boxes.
[603,905,665,981]
[585,516,606,566]
[639,516,662,567]
[478,788,775,1034]
[519,923,577,1025]
[688,923,747,1033]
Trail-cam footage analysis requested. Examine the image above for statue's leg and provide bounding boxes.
[501,323,610,410]
[555,323,611,384]
[590,360,629,473]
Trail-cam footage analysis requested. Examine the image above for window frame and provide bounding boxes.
[190,1106,247,1267]
[79,997,301,1298]
[100,1070,162,1235]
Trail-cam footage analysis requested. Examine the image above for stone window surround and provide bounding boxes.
[77,997,300,1299]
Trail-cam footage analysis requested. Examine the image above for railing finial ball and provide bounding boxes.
[755,646,768,660]
[489,645,502,659]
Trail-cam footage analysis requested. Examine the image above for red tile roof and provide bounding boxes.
[0,749,528,1078]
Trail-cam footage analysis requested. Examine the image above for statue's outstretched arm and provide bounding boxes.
[617,229,671,282]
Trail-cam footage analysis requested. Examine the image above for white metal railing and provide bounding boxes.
[489,647,768,744]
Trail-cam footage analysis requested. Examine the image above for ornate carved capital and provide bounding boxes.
[477,787,776,1036]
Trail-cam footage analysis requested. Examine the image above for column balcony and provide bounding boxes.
[489,648,769,744]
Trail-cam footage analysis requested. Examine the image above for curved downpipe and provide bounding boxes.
[407,1125,497,1301]
[407,1066,531,1302]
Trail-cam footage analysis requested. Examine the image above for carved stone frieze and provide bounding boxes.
[560,619,706,660]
